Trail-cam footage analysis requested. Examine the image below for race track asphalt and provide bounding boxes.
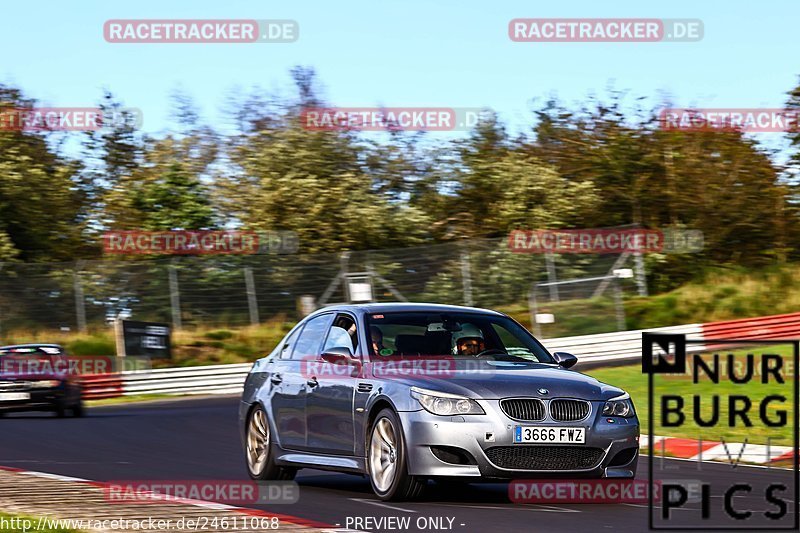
[0,397,796,532]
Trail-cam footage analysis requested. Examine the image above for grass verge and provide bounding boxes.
[85,393,188,407]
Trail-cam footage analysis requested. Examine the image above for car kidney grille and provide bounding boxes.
[500,398,545,421]
[485,446,604,470]
[549,399,590,421]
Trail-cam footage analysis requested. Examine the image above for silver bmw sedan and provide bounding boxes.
[240,303,639,501]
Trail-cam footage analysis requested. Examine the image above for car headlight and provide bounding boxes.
[31,380,61,388]
[603,392,635,418]
[410,387,485,416]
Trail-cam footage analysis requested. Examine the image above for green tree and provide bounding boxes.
[220,68,430,252]
[0,85,89,261]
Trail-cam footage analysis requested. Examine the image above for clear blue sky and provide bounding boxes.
[1,0,797,139]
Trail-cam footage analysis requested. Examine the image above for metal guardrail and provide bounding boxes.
[79,373,124,400]
[543,324,704,368]
[121,363,253,396]
[702,311,800,341]
[79,312,800,399]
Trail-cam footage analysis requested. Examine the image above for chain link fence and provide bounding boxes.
[0,238,646,335]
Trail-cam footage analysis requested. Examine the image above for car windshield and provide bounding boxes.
[0,346,63,374]
[365,312,554,363]
[0,346,63,358]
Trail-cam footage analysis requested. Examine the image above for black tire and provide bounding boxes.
[367,408,426,501]
[245,405,296,481]
[54,401,67,418]
[72,400,85,418]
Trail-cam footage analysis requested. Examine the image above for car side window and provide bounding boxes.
[277,327,300,360]
[290,313,334,359]
[322,314,359,354]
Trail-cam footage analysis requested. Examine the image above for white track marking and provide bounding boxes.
[349,498,419,513]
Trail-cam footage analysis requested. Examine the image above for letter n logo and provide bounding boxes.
[642,333,686,374]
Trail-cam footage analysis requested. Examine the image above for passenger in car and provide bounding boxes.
[370,326,385,355]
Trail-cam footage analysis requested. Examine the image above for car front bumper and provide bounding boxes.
[398,399,639,479]
[0,387,71,413]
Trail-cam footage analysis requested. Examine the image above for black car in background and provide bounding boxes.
[0,344,84,417]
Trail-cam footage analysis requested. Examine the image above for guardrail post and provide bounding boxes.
[244,267,260,326]
[168,261,182,330]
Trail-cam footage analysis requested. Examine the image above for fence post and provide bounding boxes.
[634,251,648,297]
[168,261,182,330]
[0,262,4,336]
[460,248,473,307]
[74,262,87,334]
[318,252,349,307]
[528,286,542,338]
[244,267,260,326]
[613,278,626,331]
[545,252,559,302]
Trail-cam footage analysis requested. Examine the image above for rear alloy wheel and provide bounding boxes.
[245,405,296,481]
[368,408,426,501]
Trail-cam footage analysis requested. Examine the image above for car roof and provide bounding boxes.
[319,302,506,317]
[0,343,64,350]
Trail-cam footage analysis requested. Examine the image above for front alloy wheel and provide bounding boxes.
[367,408,426,500]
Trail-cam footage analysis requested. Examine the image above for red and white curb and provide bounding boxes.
[0,465,345,532]
[640,435,796,464]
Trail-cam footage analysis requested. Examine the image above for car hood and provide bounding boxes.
[376,360,624,401]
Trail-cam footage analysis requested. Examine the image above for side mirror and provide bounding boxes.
[321,346,357,365]
[552,351,578,369]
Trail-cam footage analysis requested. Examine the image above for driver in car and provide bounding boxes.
[451,324,486,356]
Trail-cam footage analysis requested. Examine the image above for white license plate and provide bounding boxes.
[514,426,585,444]
[0,392,30,401]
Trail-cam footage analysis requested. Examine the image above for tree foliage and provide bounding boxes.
[0,70,798,295]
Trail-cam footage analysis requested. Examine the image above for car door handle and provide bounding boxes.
[306,377,319,388]
[270,374,283,385]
